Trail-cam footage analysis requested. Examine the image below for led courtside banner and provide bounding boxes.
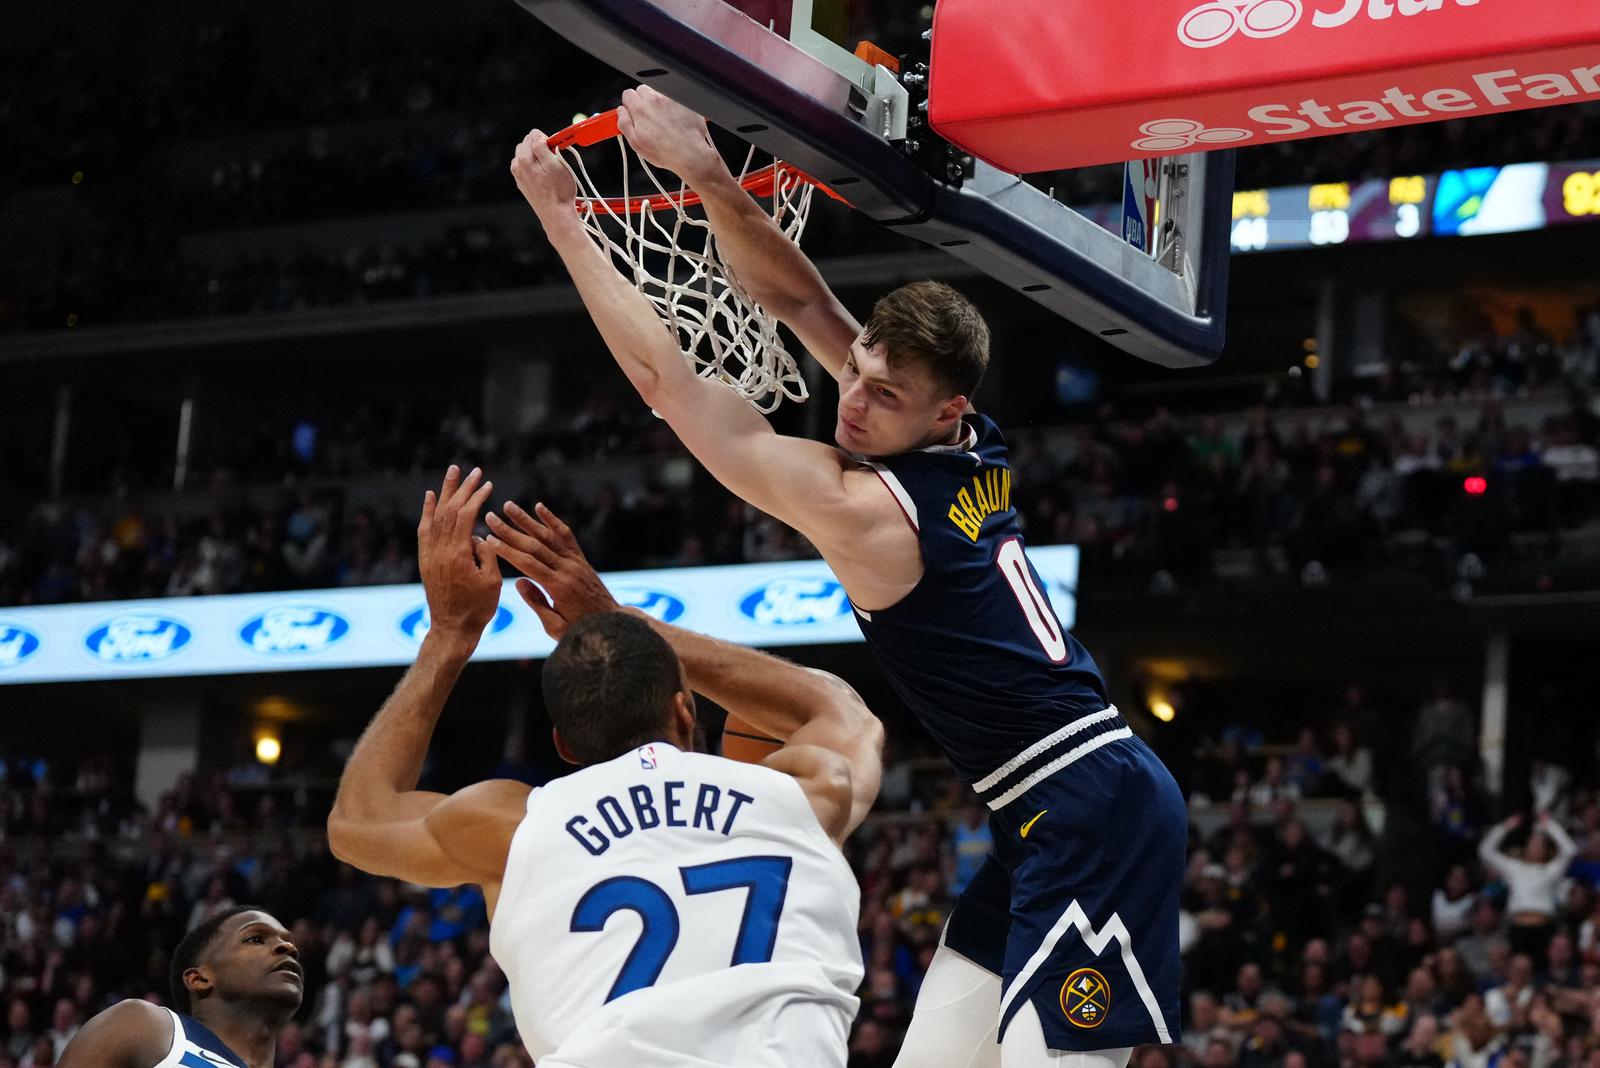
[930,0,1600,171]
[0,548,1081,685]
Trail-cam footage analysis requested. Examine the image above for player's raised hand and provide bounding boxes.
[510,129,578,224]
[617,85,723,185]
[485,500,619,640]
[417,465,501,643]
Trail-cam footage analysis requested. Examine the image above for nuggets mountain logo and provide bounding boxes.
[1060,968,1111,1029]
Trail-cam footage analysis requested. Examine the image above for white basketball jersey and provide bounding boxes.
[489,743,863,1068]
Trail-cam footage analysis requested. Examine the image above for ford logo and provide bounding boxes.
[613,589,685,623]
[239,607,351,655]
[84,615,192,663]
[738,578,851,627]
[398,604,514,643]
[0,622,42,670]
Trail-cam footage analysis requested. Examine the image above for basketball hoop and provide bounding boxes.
[547,110,844,414]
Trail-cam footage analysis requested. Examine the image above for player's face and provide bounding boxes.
[835,339,962,456]
[199,911,303,1012]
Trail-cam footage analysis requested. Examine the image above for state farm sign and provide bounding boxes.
[928,0,1600,172]
[1176,0,1482,50]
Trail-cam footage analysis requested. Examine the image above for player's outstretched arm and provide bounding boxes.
[512,127,874,552]
[616,85,861,380]
[486,501,884,843]
[328,466,529,896]
[56,1000,169,1068]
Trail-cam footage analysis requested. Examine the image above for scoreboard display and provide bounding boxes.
[1224,159,1600,253]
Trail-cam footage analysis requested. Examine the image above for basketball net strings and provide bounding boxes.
[558,140,813,414]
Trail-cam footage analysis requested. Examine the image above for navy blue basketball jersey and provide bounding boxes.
[152,1008,247,1068]
[851,414,1110,785]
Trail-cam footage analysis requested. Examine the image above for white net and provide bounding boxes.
[557,138,816,414]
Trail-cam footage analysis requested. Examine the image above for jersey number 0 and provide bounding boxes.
[571,855,794,1002]
[997,537,1068,662]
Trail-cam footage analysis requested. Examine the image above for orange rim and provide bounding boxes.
[545,108,850,214]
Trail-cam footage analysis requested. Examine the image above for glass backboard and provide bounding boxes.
[510,0,1235,368]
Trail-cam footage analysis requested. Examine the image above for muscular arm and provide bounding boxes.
[649,615,883,842]
[688,167,861,379]
[57,1000,169,1068]
[519,138,877,551]
[328,631,527,892]
[617,87,862,380]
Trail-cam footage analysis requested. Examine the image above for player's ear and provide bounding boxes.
[671,692,696,742]
[184,964,213,1003]
[935,393,968,425]
[552,728,581,766]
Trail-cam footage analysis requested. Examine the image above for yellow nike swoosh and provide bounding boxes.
[1020,810,1048,838]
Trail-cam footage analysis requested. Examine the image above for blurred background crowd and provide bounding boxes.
[3,678,1598,1068]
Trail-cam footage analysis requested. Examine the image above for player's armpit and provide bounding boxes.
[763,744,858,845]
[423,778,531,885]
[763,701,883,845]
[56,999,169,1068]
[328,779,528,891]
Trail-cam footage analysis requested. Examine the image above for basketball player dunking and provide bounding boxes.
[326,466,883,1067]
[512,87,1187,1068]
[57,906,303,1068]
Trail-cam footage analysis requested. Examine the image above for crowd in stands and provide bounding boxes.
[8,335,1598,607]
[3,9,1599,332]
[1009,382,1600,593]
[3,678,1600,1068]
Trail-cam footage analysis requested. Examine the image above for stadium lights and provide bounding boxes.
[255,732,282,766]
[1149,697,1177,723]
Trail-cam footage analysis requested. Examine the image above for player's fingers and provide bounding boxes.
[485,528,560,578]
[529,130,561,166]
[532,502,579,551]
[485,511,560,568]
[436,464,462,508]
[505,502,571,560]
[473,535,506,581]
[462,476,495,529]
[501,498,551,538]
[418,490,436,537]
[445,468,483,529]
[516,578,568,639]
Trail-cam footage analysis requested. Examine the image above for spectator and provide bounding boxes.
[1478,814,1578,960]
[1431,865,1477,943]
[946,805,993,896]
[1325,723,1376,798]
[1412,680,1477,798]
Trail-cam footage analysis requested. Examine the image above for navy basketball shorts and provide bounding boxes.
[943,727,1185,1052]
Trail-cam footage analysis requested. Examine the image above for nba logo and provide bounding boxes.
[639,745,659,770]
[1122,159,1161,255]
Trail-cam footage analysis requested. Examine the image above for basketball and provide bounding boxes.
[721,715,784,763]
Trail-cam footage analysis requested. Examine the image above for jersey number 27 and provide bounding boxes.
[571,855,793,1002]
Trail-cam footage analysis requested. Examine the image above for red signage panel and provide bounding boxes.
[929,0,1600,172]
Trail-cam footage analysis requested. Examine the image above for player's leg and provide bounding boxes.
[1000,1001,1133,1068]
[894,856,1014,1068]
[893,943,1004,1068]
